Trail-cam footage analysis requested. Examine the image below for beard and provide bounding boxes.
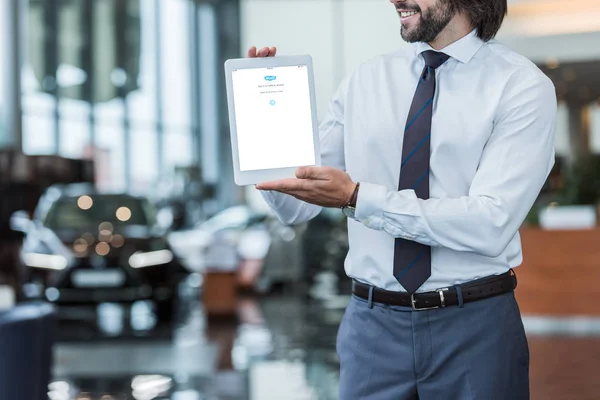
[400,1,455,43]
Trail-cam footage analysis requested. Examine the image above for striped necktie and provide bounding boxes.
[394,50,450,294]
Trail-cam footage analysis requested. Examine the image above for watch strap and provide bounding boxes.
[347,182,360,208]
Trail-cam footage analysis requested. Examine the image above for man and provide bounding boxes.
[249,0,556,398]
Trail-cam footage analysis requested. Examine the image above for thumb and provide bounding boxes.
[296,166,327,180]
[295,167,313,179]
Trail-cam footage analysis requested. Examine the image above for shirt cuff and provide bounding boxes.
[354,182,388,230]
[259,189,280,207]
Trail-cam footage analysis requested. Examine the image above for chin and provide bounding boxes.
[401,28,419,43]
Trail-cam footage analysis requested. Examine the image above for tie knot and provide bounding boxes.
[421,50,450,70]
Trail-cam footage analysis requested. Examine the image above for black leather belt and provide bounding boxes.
[352,270,517,310]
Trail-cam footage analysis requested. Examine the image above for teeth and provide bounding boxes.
[400,11,417,18]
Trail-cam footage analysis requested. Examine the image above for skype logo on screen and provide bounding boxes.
[264,75,277,82]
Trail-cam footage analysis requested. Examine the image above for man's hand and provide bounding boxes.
[256,167,356,208]
[247,45,359,208]
[247,46,277,58]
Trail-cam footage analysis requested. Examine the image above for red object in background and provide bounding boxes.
[202,271,238,317]
[517,227,600,316]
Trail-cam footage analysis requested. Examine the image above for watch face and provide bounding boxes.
[342,206,355,219]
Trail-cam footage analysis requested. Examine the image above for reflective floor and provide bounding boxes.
[51,275,600,400]
[51,278,344,400]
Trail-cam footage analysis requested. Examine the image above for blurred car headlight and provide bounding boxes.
[129,250,173,269]
[23,253,68,270]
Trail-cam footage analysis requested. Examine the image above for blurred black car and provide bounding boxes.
[11,184,188,320]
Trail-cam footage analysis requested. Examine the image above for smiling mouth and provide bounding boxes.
[397,9,420,20]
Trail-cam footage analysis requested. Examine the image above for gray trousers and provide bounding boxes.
[336,290,529,400]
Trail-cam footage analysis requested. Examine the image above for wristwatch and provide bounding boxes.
[341,182,360,219]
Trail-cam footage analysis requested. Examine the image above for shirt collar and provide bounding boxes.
[414,29,484,64]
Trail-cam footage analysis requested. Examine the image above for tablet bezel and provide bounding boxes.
[224,54,321,186]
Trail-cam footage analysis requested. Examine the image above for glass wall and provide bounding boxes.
[19,0,240,208]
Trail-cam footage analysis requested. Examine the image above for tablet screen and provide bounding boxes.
[232,65,316,172]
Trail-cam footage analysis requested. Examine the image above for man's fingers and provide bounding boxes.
[247,46,276,58]
[296,167,329,180]
[295,167,310,179]
[256,178,302,192]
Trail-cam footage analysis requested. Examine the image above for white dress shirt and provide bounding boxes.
[260,29,557,292]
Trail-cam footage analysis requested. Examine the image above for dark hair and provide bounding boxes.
[448,0,508,42]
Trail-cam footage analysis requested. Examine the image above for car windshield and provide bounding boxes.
[44,195,151,231]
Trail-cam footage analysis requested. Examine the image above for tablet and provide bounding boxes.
[224,55,321,186]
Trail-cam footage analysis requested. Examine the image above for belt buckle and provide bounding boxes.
[411,289,447,311]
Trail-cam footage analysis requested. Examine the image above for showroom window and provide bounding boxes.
[19,0,239,203]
